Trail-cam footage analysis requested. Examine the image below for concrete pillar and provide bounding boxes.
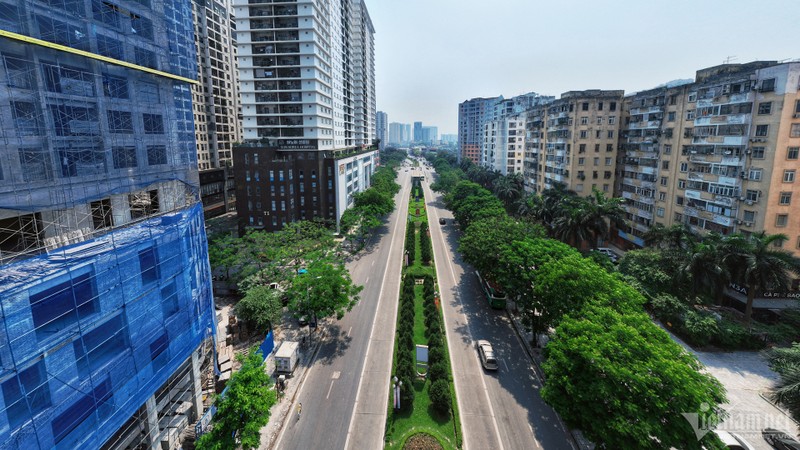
[190,348,204,422]
[145,394,160,448]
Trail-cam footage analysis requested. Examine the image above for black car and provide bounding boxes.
[763,428,800,450]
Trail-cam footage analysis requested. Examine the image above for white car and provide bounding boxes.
[713,430,757,450]
[593,247,620,263]
[475,340,498,370]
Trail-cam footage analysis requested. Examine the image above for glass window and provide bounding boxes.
[112,146,137,168]
[776,214,789,227]
[755,124,769,137]
[758,102,772,115]
[788,147,799,160]
[146,145,167,165]
[108,110,133,133]
[142,113,163,134]
[784,170,796,183]
[779,192,792,205]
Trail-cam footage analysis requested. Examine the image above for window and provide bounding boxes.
[667,111,676,122]
[142,113,163,134]
[789,147,799,160]
[664,145,672,155]
[776,214,789,227]
[751,147,765,159]
[578,157,585,165]
[139,82,159,103]
[12,101,40,136]
[603,184,609,192]
[796,100,800,114]
[755,124,769,137]
[659,191,666,201]
[2,360,51,429]
[605,157,612,166]
[791,124,800,138]
[579,144,586,153]
[596,117,603,125]
[146,145,167,165]
[760,78,776,92]
[784,170,796,183]
[581,116,588,125]
[686,110,695,120]
[606,144,613,152]
[610,102,617,111]
[657,207,665,217]
[73,314,128,377]
[30,270,97,340]
[608,116,616,124]
[758,102,772,115]
[598,102,604,111]
[4,56,35,89]
[607,130,614,139]
[112,146,137,169]
[139,247,158,284]
[678,180,686,189]
[594,144,600,153]
[660,177,668,186]
[680,162,688,172]
[746,190,760,202]
[676,196,684,206]
[90,199,112,230]
[582,102,589,111]
[662,160,670,170]
[150,331,169,370]
[580,130,587,139]
[749,168,762,181]
[96,35,124,59]
[107,110,133,133]
[688,92,697,102]
[52,377,112,444]
[596,130,602,138]
[780,192,793,205]
[743,210,756,222]
[102,74,128,98]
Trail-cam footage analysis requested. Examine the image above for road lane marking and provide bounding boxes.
[426,182,505,450]
[326,380,335,399]
[347,327,352,337]
[502,360,509,372]
[344,176,410,450]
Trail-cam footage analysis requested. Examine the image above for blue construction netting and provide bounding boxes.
[0,203,216,450]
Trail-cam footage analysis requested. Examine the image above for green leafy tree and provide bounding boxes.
[196,350,276,450]
[286,260,363,322]
[722,232,800,324]
[541,303,726,450]
[644,223,699,251]
[617,248,686,298]
[459,217,544,278]
[234,286,284,332]
[452,191,505,230]
[492,173,524,211]
[429,379,451,415]
[353,188,394,217]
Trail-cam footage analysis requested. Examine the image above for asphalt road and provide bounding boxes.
[421,170,576,450]
[273,169,412,450]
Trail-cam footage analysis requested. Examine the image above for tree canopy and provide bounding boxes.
[286,260,363,321]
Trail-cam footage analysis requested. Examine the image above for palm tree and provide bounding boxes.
[722,232,800,324]
[492,173,523,211]
[645,223,699,251]
[534,184,577,236]
[583,188,626,247]
[682,233,728,303]
[770,366,800,420]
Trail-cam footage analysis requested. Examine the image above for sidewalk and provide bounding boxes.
[258,323,325,450]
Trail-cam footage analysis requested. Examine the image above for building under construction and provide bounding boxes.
[0,0,216,448]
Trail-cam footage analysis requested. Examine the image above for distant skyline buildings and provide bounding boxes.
[376,111,388,149]
[384,117,446,146]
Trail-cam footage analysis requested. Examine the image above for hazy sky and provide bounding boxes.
[367,0,800,135]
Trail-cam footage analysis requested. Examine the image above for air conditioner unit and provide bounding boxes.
[723,150,732,155]
[739,197,746,201]
[745,149,752,154]
[746,200,754,205]
[794,113,800,119]
[736,220,743,225]
[690,150,697,154]
[745,222,753,227]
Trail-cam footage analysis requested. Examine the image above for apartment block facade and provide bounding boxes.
[234,0,375,149]
[232,0,377,232]
[616,62,800,253]
[523,90,624,194]
[458,96,499,163]
[376,110,387,149]
[192,0,241,171]
[0,0,216,449]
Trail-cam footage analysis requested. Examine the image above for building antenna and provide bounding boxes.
[723,55,738,64]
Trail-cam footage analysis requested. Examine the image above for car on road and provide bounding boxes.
[714,430,756,450]
[762,428,800,450]
[438,217,446,225]
[475,340,498,370]
[593,247,620,263]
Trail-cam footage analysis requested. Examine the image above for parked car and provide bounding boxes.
[475,340,498,370]
[762,428,800,450]
[438,217,446,225]
[593,247,620,263]
[714,430,756,450]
